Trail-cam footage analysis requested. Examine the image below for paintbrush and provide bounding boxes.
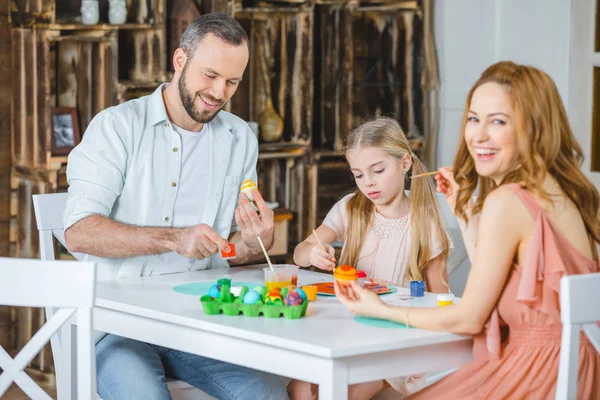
[410,171,440,179]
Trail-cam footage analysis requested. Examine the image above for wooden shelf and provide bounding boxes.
[258,143,309,160]
[259,142,309,151]
[258,149,307,160]
[50,156,68,167]
[236,4,313,15]
[354,0,418,12]
[35,23,159,31]
[117,80,164,89]
[313,149,345,158]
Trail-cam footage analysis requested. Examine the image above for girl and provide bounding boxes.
[289,117,453,399]
[335,61,600,399]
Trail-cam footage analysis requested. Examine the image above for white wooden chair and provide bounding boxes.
[32,193,215,400]
[0,257,96,400]
[555,273,600,400]
[409,191,469,278]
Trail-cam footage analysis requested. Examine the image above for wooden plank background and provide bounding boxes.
[0,0,13,353]
[2,0,434,380]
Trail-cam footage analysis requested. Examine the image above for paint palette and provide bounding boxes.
[313,281,397,296]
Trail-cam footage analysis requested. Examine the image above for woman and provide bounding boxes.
[335,61,600,399]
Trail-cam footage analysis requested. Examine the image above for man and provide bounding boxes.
[64,13,288,400]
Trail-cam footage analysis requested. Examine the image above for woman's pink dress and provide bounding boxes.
[409,184,600,399]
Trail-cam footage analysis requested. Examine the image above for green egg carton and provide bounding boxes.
[199,281,308,319]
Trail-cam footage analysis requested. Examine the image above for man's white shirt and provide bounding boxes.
[63,84,258,280]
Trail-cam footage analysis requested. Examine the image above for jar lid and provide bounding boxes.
[437,293,455,302]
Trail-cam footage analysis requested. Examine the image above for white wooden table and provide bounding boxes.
[92,266,473,399]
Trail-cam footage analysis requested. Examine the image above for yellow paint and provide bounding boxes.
[265,280,291,291]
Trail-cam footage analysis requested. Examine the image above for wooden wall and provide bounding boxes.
[0,0,13,355]
[5,0,168,380]
[231,9,314,144]
[315,2,425,151]
[2,0,435,379]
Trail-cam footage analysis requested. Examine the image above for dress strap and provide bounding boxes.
[503,183,541,218]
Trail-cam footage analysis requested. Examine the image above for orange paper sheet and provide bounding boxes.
[312,281,393,295]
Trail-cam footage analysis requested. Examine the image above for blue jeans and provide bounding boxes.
[96,334,289,400]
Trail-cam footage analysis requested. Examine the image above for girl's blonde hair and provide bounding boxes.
[453,61,600,257]
[340,117,451,285]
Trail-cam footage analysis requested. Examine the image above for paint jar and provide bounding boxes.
[437,293,455,307]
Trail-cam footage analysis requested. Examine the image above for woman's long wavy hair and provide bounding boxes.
[453,61,600,254]
[339,117,451,285]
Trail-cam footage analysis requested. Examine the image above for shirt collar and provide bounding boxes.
[146,83,170,127]
[146,83,234,138]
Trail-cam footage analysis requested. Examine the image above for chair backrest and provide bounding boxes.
[404,190,459,230]
[32,193,81,399]
[435,192,460,231]
[32,192,69,261]
[0,257,96,399]
[556,273,600,400]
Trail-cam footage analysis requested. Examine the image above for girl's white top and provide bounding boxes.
[323,193,453,287]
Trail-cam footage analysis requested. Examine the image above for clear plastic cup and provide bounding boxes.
[263,266,293,291]
[283,264,300,286]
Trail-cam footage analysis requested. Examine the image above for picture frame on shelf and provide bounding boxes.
[51,107,81,156]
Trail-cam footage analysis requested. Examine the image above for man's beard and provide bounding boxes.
[179,63,224,124]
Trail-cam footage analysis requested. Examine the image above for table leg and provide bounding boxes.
[318,360,348,400]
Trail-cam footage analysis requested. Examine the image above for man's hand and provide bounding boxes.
[172,224,230,260]
[235,190,275,254]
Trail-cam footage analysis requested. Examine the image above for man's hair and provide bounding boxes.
[179,13,249,57]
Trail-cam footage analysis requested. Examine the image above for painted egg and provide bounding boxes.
[208,284,221,298]
[284,291,303,306]
[242,291,262,305]
[264,290,283,305]
[294,288,307,301]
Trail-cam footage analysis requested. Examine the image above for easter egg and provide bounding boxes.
[284,291,303,306]
[208,284,221,298]
[264,290,283,305]
[293,288,307,301]
[242,291,262,305]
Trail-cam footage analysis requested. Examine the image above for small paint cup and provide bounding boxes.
[221,243,236,260]
[410,280,425,297]
[357,270,367,286]
[437,293,454,307]
[302,285,317,301]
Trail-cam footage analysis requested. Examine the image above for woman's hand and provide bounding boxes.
[334,280,388,319]
[309,244,336,271]
[435,167,459,214]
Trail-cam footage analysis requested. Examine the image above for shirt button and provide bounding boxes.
[171,182,177,187]
[173,147,178,152]
[164,217,170,222]
[164,123,171,128]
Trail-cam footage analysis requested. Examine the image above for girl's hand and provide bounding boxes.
[309,244,336,271]
[435,166,459,214]
[334,280,388,319]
